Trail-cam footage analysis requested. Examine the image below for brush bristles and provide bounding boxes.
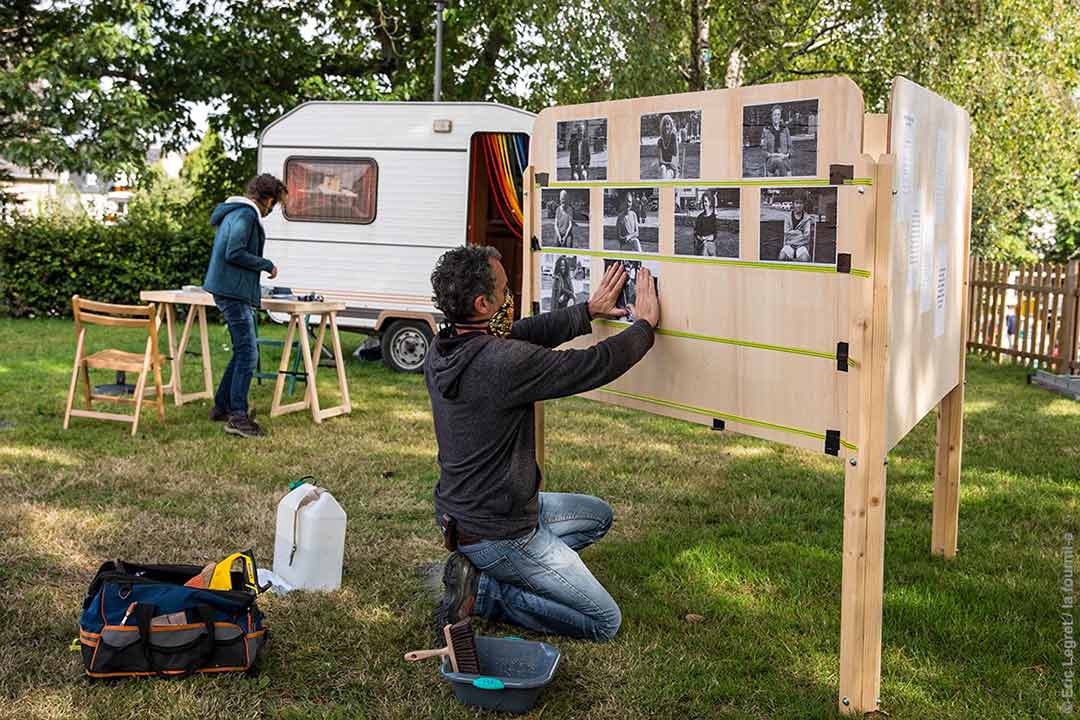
[446,618,480,674]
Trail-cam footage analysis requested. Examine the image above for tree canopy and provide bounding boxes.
[2,0,1078,259]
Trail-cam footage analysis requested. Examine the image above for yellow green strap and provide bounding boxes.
[537,246,871,278]
[594,320,859,367]
[597,387,858,452]
[544,177,873,189]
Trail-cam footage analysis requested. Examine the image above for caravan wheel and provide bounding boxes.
[381,320,433,373]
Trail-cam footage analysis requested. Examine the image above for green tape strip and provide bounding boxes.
[597,387,858,452]
[594,320,859,367]
[545,178,873,189]
[537,246,871,278]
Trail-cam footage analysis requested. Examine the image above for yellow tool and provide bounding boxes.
[185,549,270,593]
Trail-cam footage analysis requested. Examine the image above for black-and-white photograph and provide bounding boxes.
[674,187,740,258]
[602,188,659,253]
[602,259,661,323]
[556,118,608,181]
[540,188,590,249]
[742,99,819,178]
[539,254,592,313]
[759,187,837,264]
[640,110,702,179]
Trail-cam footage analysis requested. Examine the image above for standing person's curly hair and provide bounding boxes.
[246,173,288,204]
[430,245,502,324]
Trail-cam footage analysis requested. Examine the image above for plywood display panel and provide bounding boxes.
[884,77,971,449]
[524,76,971,716]
[528,79,875,455]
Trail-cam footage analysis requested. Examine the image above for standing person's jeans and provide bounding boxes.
[457,492,621,641]
[213,295,257,418]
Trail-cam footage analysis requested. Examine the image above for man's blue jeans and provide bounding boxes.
[457,492,621,641]
[212,295,257,418]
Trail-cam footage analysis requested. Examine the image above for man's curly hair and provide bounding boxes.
[430,245,502,323]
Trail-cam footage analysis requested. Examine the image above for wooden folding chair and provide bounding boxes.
[64,295,166,435]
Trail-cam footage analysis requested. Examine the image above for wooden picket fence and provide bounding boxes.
[966,257,1080,373]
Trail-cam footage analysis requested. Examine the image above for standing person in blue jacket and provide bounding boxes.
[203,174,287,438]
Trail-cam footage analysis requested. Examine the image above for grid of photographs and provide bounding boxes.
[759,187,838,265]
[742,99,819,178]
[640,110,702,179]
[539,253,592,313]
[602,259,660,323]
[674,187,740,258]
[540,188,590,249]
[603,188,659,253]
[556,118,608,181]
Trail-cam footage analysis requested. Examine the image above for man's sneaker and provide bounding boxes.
[211,405,256,422]
[434,552,480,631]
[224,415,265,438]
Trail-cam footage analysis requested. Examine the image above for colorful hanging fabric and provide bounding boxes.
[471,133,528,240]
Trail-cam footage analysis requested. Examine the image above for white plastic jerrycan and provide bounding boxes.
[273,482,346,591]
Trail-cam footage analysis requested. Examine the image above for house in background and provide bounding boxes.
[0,147,184,222]
[0,159,60,214]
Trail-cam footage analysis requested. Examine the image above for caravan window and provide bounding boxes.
[283,157,378,224]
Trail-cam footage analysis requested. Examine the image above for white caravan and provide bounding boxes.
[258,101,535,371]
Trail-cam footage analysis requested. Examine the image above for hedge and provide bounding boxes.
[0,212,215,318]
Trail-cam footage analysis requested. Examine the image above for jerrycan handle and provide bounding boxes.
[289,479,325,566]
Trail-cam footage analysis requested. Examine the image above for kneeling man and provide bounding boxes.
[425,246,659,641]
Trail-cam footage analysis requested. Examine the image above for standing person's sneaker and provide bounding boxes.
[211,405,255,422]
[224,415,265,438]
[435,552,480,631]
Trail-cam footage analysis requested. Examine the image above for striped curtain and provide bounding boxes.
[471,133,528,239]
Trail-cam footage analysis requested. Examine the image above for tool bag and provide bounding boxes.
[78,560,268,678]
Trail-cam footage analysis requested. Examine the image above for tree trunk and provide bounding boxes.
[687,0,709,90]
[725,46,744,88]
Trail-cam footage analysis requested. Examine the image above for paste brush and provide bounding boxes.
[403,618,481,674]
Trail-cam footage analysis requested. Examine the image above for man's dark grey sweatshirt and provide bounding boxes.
[425,303,655,540]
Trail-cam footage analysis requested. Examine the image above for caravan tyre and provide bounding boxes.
[381,320,433,373]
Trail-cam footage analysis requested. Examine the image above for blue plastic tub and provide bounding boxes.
[439,635,561,714]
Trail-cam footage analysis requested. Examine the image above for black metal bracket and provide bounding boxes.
[531,301,540,317]
[531,235,541,252]
[712,418,725,431]
[829,164,854,185]
[825,429,841,456]
[836,253,852,274]
[535,172,549,187]
[836,341,850,372]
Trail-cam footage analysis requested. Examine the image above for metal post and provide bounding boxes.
[433,1,446,102]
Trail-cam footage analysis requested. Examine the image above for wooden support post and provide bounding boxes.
[64,329,87,429]
[197,306,214,398]
[838,155,892,715]
[169,303,215,405]
[1058,259,1079,375]
[271,315,299,417]
[163,303,180,402]
[521,165,547,478]
[329,312,352,415]
[932,386,963,557]
[176,304,197,402]
[296,314,322,424]
[932,168,972,558]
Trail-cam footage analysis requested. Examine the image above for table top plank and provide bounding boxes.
[140,289,346,313]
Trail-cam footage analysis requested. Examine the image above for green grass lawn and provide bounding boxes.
[0,316,1075,719]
